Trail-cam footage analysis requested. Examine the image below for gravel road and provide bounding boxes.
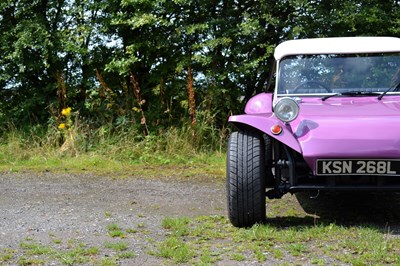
[0,172,226,265]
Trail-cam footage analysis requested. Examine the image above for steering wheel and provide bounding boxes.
[292,81,332,93]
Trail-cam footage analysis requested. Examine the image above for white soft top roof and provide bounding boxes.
[274,37,400,60]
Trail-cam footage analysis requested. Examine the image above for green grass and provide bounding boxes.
[117,251,136,259]
[100,257,118,266]
[230,253,246,261]
[153,215,400,265]
[59,246,99,265]
[0,151,225,179]
[162,216,190,236]
[273,248,284,259]
[18,256,46,265]
[126,228,138,234]
[106,223,126,238]
[16,239,101,265]
[9,237,135,265]
[0,126,226,178]
[20,241,55,255]
[156,236,195,263]
[0,249,15,263]
[105,241,129,251]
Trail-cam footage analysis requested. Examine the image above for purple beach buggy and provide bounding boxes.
[227,37,400,227]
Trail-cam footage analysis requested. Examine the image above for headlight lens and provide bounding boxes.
[274,98,299,122]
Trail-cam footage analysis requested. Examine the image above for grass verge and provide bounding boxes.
[0,151,225,179]
[0,124,227,178]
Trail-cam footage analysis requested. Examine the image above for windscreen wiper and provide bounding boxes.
[322,91,381,101]
[377,82,400,100]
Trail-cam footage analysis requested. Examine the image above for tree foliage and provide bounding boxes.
[0,0,399,132]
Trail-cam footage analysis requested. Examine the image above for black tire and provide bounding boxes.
[227,131,266,227]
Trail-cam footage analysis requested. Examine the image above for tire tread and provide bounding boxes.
[227,131,266,227]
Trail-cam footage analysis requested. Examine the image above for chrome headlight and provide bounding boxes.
[274,98,299,123]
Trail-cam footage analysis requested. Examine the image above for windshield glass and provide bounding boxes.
[277,53,400,95]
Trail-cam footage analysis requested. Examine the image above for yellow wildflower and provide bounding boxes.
[58,123,66,129]
[61,107,72,116]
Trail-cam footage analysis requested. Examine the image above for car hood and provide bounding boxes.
[290,97,400,171]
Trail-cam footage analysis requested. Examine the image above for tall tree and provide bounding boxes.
[291,0,400,38]
[0,0,64,124]
[0,0,116,125]
[0,0,399,130]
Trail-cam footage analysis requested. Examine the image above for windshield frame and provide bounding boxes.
[274,52,400,99]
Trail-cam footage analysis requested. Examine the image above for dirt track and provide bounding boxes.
[0,172,226,265]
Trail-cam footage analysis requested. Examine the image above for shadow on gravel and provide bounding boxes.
[267,192,400,234]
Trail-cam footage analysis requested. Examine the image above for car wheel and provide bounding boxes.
[227,131,266,227]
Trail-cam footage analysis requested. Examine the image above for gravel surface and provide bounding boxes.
[2,172,400,265]
[0,172,226,265]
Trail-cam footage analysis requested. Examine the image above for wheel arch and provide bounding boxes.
[229,114,302,154]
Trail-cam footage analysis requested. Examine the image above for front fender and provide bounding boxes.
[229,114,302,154]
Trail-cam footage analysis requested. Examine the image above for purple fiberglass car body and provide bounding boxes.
[226,36,400,227]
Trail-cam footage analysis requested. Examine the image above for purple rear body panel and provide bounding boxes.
[229,93,400,175]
